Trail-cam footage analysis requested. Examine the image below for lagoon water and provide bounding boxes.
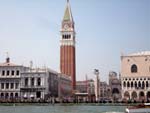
[0,104,127,113]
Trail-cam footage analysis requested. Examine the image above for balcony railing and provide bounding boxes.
[124,87,149,90]
[20,85,45,89]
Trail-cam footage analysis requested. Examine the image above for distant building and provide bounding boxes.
[121,51,150,102]
[20,69,48,100]
[47,69,59,98]
[58,74,72,100]
[20,68,59,100]
[76,79,95,94]
[20,68,72,101]
[109,71,121,101]
[0,57,72,102]
[76,79,95,102]
[87,79,95,97]
[0,57,29,100]
[100,81,111,100]
[76,81,87,93]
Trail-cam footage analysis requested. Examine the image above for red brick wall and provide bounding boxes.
[60,45,76,90]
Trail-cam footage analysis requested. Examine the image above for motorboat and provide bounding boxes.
[125,103,150,113]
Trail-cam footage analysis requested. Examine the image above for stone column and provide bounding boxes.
[4,82,6,90]
[94,69,100,102]
[40,77,42,86]
[28,77,31,87]
[35,78,37,87]
[121,90,124,100]
[133,81,135,90]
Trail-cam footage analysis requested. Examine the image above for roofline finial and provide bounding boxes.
[67,0,69,3]
[6,52,9,58]
[6,52,10,63]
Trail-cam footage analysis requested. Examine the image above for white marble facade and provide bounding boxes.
[121,51,150,102]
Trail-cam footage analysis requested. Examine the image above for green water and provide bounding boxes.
[0,105,127,113]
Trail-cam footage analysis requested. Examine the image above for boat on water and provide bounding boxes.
[125,103,150,113]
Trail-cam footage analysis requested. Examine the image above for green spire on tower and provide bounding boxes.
[63,0,73,22]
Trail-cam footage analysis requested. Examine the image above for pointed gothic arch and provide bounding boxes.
[138,81,141,88]
[135,81,137,88]
[127,81,130,87]
[124,91,130,99]
[123,81,126,87]
[131,64,138,73]
[142,81,145,89]
[131,81,133,88]
[131,91,137,100]
[147,92,150,101]
[139,91,145,101]
[112,88,119,94]
[146,81,149,88]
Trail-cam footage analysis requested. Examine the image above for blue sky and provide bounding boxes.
[0,0,149,82]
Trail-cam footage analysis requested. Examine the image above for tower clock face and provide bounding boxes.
[64,24,69,30]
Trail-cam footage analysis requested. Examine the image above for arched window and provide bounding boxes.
[5,93,9,99]
[123,82,126,87]
[142,81,145,89]
[1,93,4,97]
[135,81,137,88]
[15,93,18,98]
[146,81,149,88]
[127,81,130,87]
[31,78,34,86]
[62,35,65,39]
[131,82,133,88]
[25,78,28,86]
[131,64,138,73]
[139,91,144,97]
[138,81,141,88]
[132,91,137,99]
[37,78,41,86]
[124,91,130,98]
[69,35,71,39]
[10,93,13,98]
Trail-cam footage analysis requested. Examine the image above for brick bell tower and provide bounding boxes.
[60,0,76,90]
